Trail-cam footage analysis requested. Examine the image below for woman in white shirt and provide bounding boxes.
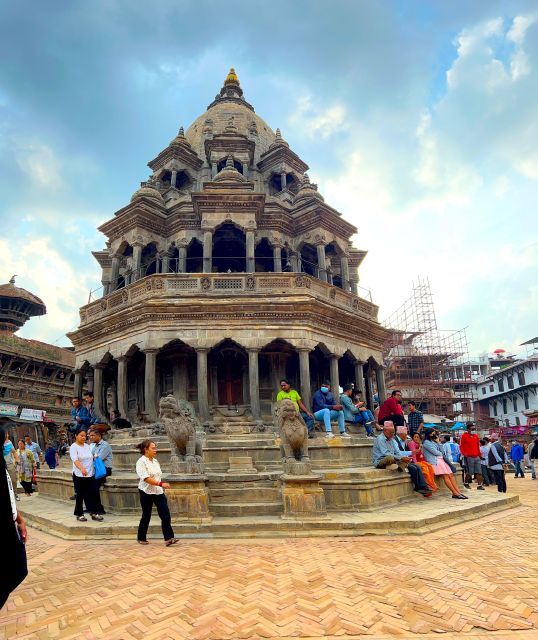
[135,439,178,546]
[69,430,103,522]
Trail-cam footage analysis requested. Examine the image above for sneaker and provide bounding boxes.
[477,485,485,490]
[340,432,351,438]
[325,433,335,439]
[76,516,87,522]
[388,463,399,471]
[463,483,471,489]
[91,514,104,521]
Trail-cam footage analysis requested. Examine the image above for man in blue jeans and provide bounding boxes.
[312,381,349,439]
[339,384,374,437]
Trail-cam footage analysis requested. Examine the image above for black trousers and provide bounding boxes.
[407,463,430,492]
[137,490,174,542]
[492,469,507,493]
[72,474,99,516]
[20,480,33,495]
[380,414,405,427]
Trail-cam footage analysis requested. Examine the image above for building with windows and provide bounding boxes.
[67,69,389,425]
[0,277,75,446]
[473,355,538,429]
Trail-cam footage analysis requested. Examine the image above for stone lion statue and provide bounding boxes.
[159,395,204,475]
[274,399,311,475]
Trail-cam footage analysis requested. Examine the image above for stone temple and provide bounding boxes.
[68,68,388,423]
[31,70,517,533]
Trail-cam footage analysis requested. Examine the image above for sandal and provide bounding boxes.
[165,538,179,547]
[137,540,149,545]
[76,516,87,522]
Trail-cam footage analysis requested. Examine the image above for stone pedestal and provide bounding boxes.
[163,475,212,521]
[280,474,327,519]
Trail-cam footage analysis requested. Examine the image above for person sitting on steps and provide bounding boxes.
[339,384,374,437]
[312,381,348,439]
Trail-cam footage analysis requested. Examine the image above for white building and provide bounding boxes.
[474,356,538,428]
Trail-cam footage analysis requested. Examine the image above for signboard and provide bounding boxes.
[0,403,18,417]
[19,408,45,422]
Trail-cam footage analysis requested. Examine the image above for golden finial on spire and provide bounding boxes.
[224,68,239,86]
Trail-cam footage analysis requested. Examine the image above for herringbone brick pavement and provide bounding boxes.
[2,479,538,640]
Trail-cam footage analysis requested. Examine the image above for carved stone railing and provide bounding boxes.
[79,273,379,326]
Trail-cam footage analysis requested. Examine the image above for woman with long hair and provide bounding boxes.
[407,432,438,493]
[0,428,28,609]
[423,430,468,499]
[135,439,178,547]
[69,430,103,522]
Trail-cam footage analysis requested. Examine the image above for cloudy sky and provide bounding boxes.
[0,0,536,357]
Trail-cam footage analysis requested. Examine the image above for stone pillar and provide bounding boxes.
[110,256,120,292]
[248,348,261,421]
[280,172,287,191]
[242,162,249,178]
[171,170,177,188]
[117,356,129,418]
[93,365,106,418]
[102,280,111,296]
[73,370,83,399]
[316,244,327,282]
[366,370,375,410]
[280,475,326,519]
[375,365,387,404]
[132,243,143,281]
[272,244,282,273]
[85,369,94,393]
[298,348,312,412]
[161,251,170,274]
[350,277,358,296]
[211,162,217,178]
[340,255,350,291]
[177,244,187,273]
[203,231,212,273]
[246,231,255,273]
[290,252,299,272]
[196,348,209,421]
[143,349,158,422]
[329,354,340,396]
[354,360,365,398]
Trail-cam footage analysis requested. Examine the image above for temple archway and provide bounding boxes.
[156,340,197,405]
[255,237,274,273]
[309,344,331,394]
[212,224,246,273]
[259,339,299,414]
[208,339,248,406]
[186,238,203,273]
[299,243,318,278]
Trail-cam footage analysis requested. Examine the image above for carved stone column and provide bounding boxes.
[143,349,158,422]
[376,365,387,404]
[316,243,327,282]
[298,348,312,412]
[354,360,365,398]
[350,277,358,296]
[248,348,261,420]
[242,162,249,178]
[73,369,83,399]
[93,364,106,418]
[203,231,212,273]
[161,251,170,274]
[290,251,299,272]
[171,169,177,188]
[110,256,120,292]
[366,369,375,410]
[280,172,286,191]
[340,254,350,291]
[329,354,340,396]
[272,243,282,273]
[178,244,187,273]
[246,230,255,273]
[196,348,209,421]
[132,243,143,281]
[116,356,129,418]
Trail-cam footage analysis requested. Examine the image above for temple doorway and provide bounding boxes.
[209,340,248,407]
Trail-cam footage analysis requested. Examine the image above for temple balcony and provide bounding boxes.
[79,272,379,327]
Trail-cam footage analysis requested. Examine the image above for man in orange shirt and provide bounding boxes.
[459,423,484,490]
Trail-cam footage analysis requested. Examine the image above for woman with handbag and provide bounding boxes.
[69,430,103,522]
[423,430,468,500]
[17,440,36,496]
[135,439,178,547]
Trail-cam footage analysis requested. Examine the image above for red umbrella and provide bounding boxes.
[493,348,506,354]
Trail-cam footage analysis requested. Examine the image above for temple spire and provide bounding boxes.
[207,67,254,112]
[224,68,239,86]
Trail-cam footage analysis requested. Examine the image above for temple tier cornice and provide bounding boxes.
[147,144,204,173]
[191,191,266,228]
[257,145,308,175]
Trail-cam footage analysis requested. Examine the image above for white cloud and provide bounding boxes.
[288,94,348,139]
[14,140,64,189]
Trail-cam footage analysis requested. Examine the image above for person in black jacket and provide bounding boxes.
[0,428,28,609]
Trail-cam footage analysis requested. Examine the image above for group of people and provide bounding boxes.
[276,379,376,438]
[70,393,131,435]
[2,434,44,498]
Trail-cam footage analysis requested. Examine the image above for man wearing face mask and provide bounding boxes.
[312,381,348,439]
[459,423,484,490]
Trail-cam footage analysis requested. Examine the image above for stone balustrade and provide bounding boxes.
[79,272,379,326]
